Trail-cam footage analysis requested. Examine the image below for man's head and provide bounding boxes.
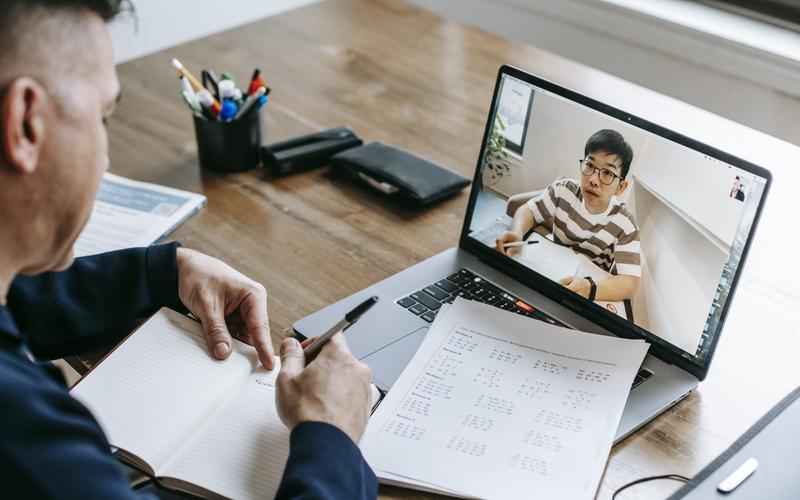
[0,1,128,275]
[579,129,633,213]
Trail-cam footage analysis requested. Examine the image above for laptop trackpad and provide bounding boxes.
[361,326,429,389]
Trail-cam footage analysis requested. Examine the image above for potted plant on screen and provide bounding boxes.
[482,115,511,187]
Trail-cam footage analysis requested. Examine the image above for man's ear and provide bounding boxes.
[1,77,48,174]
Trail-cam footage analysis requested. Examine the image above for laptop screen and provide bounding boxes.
[465,69,769,372]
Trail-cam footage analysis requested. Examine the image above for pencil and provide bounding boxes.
[502,240,539,248]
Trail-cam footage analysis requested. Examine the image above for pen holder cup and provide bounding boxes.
[193,109,262,172]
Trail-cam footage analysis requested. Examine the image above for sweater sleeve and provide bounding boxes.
[7,243,187,360]
[275,422,378,500]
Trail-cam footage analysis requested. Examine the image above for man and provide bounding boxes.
[495,129,641,302]
[0,1,377,498]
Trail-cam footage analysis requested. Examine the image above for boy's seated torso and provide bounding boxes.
[526,178,641,277]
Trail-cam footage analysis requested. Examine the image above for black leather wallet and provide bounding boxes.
[330,142,470,206]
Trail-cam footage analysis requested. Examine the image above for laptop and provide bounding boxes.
[294,65,771,441]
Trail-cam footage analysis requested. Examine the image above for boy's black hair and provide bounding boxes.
[584,129,634,180]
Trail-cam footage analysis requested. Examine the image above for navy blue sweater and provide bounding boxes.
[0,243,377,499]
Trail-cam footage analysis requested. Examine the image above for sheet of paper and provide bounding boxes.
[74,173,206,257]
[361,299,649,500]
[71,309,255,471]
[162,363,290,500]
[514,232,580,283]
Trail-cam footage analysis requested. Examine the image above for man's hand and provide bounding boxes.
[559,276,591,299]
[495,230,524,256]
[176,248,274,370]
[275,334,372,444]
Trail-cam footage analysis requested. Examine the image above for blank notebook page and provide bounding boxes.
[71,308,255,471]
[161,364,290,500]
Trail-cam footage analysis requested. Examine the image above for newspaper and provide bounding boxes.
[74,173,206,257]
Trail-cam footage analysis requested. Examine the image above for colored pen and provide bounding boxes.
[196,89,221,118]
[181,90,202,115]
[179,75,194,97]
[503,240,539,248]
[248,68,263,96]
[303,296,379,360]
[233,86,266,120]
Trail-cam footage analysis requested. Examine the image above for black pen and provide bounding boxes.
[303,296,379,359]
[502,240,539,249]
[201,69,220,103]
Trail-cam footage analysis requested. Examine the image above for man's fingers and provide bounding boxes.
[239,287,274,370]
[300,337,317,349]
[198,300,233,360]
[325,332,353,355]
[197,294,233,359]
[279,338,305,379]
[559,277,573,286]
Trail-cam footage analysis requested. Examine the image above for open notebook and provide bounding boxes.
[71,308,289,500]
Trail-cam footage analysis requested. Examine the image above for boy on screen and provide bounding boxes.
[495,129,641,302]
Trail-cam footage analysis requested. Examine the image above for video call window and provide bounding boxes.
[469,75,767,365]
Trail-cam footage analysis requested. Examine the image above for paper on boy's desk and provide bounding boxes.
[361,299,649,500]
[512,232,580,283]
[574,253,629,321]
[74,173,206,257]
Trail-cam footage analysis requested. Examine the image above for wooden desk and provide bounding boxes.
[104,0,800,498]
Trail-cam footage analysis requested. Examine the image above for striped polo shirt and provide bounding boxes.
[526,179,641,277]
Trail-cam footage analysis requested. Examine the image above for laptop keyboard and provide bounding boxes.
[396,268,569,326]
[396,267,653,390]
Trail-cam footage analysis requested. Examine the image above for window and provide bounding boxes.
[698,0,800,31]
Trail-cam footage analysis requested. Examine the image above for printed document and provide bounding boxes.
[75,173,206,257]
[361,299,649,499]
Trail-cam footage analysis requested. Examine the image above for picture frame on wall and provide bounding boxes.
[496,75,534,155]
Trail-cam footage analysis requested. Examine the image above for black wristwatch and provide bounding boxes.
[584,276,597,301]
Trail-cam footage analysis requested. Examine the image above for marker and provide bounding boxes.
[179,75,194,97]
[255,94,268,111]
[218,79,236,100]
[219,99,239,122]
[172,59,221,110]
[502,240,539,248]
[233,86,266,120]
[196,89,221,118]
[181,90,202,115]
[248,68,264,96]
[220,72,237,89]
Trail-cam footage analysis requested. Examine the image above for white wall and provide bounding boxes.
[633,184,727,353]
[110,0,319,64]
[633,138,746,249]
[491,86,649,201]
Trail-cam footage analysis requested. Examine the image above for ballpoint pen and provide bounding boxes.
[303,296,379,360]
[233,86,266,120]
[502,240,539,248]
